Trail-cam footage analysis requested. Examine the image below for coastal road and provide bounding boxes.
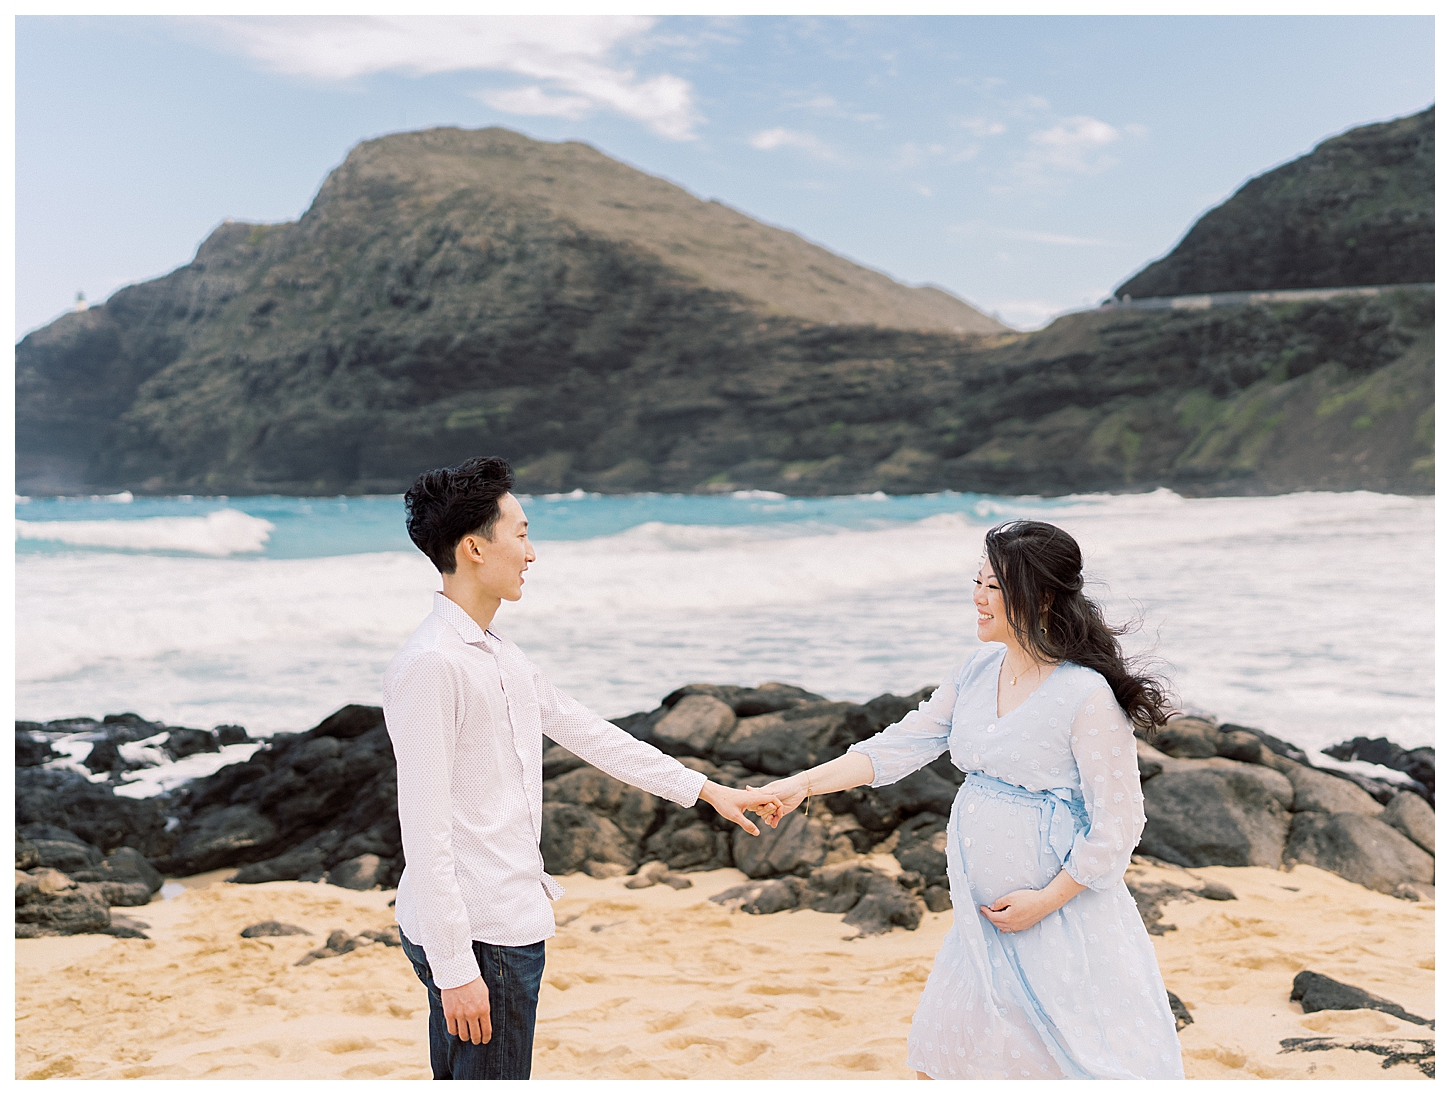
[1095,281,1434,313]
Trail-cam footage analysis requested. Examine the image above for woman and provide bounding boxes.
[757,520,1184,1080]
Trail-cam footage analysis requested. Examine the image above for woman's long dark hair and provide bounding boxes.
[983,520,1175,732]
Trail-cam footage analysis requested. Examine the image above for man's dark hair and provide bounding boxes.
[404,456,516,573]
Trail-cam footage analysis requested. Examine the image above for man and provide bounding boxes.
[385,456,782,1080]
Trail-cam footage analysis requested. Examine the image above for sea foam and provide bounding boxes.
[16,508,274,556]
[15,492,1432,762]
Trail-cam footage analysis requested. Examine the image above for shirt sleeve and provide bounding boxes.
[529,662,708,807]
[1063,684,1146,891]
[383,650,480,991]
[846,670,960,788]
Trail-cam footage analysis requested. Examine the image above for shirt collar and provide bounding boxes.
[432,591,498,649]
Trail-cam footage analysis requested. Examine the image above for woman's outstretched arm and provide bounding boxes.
[753,661,975,826]
[753,750,876,825]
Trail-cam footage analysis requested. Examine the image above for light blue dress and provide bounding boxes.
[849,646,1184,1080]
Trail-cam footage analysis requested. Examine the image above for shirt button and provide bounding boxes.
[963,838,971,848]
[967,804,975,813]
[973,754,980,763]
[988,724,996,732]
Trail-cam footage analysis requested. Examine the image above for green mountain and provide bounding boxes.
[1117,107,1433,298]
[16,122,1434,498]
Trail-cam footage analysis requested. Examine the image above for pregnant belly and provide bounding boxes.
[949,783,1063,906]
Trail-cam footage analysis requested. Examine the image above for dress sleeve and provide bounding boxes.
[846,665,963,788]
[1063,684,1146,891]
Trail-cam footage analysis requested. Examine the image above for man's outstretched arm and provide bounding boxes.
[530,665,780,831]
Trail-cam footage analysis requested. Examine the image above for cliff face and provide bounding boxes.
[16,124,1434,498]
[1117,107,1433,299]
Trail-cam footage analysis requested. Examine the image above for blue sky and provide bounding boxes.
[15,14,1434,334]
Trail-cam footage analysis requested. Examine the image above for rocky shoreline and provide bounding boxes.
[15,682,1435,943]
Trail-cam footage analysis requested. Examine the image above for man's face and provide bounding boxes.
[458,492,535,601]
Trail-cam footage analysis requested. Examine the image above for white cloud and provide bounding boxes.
[891,140,951,171]
[950,222,1124,248]
[749,127,835,160]
[998,229,1121,247]
[194,15,699,140]
[477,86,592,120]
[1029,116,1120,169]
[960,117,1007,137]
[1014,115,1122,181]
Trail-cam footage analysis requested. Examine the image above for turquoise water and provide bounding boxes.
[13,489,1434,762]
[14,490,1054,558]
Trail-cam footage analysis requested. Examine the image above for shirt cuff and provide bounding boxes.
[428,946,483,992]
[676,767,709,807]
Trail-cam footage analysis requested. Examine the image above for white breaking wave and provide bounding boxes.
[32,730,264,799]
[16,508,274,556]
[113,742,265,799]
[14,492,1433,762]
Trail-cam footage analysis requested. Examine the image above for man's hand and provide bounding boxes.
[752,775,809,827]
[441,976,491,1044]
[697,781,784,836]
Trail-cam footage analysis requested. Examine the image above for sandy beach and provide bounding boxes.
[15,857,1433,1080]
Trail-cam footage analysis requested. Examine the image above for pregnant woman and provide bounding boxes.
[758,519,1184,1080]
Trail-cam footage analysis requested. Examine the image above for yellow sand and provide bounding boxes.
[14,858,1433,1080]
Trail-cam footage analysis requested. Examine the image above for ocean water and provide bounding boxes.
[14,489,1433,765]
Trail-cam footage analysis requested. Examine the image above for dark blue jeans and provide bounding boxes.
[399,928,546,1080]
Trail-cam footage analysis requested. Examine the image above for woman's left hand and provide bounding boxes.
[979,887,1056,934]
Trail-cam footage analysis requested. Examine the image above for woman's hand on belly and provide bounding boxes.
[979,869,1087,934]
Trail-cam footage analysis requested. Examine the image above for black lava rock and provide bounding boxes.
[240,920,312,938]
[16,726,54,768]
[1291,970,1432,1027]
[307,704,384,740]
[893,814,950,889]
[215,724,250,745]
[1138,766,1292,868]
[711,863,923,936]
[1219,723,1311,767]
[164,728,219,760]
[83,739,125,773]
[1167,991,1193,1031]
[69,846,164,893]
[1322,737,1434,804]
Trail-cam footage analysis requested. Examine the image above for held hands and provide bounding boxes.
[441,976,491,1044]
[697,781,784,837]
[744,753,874,827]
[747,775,810,828]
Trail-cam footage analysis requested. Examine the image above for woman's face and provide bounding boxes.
[973,561,1011,645]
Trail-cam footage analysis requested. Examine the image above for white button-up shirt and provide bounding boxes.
[385,592,708,989]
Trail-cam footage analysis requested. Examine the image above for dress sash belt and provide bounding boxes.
[958,771,1089,865]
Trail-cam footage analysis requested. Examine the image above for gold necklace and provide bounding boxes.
[1007,656,1039,687]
